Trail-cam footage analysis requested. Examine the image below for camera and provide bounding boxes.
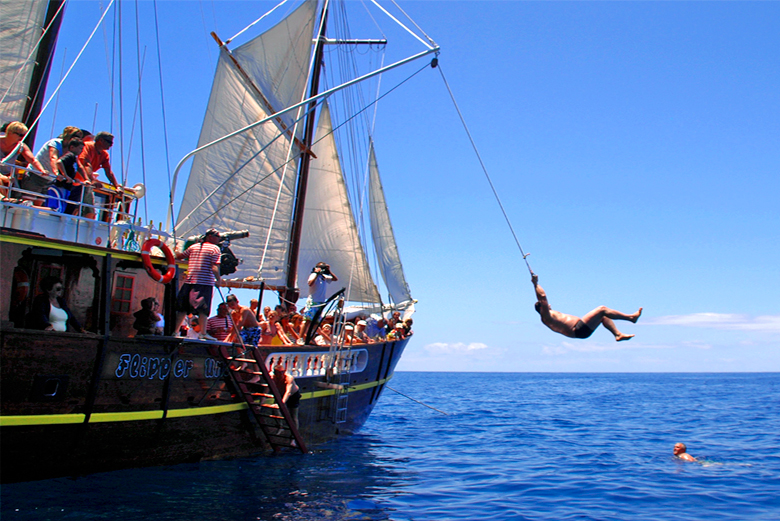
[218,230,250,243]
[184,229,249,249]
[313,264,330,276]
[182,230,250,276]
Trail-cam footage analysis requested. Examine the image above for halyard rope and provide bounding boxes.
[437,64,534,276]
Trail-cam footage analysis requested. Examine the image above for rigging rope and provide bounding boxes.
[436,64,534,276]
[177,60,429,237]
[134,0,149,221]
[0,0,67,106]
[386,386,449,415]
[152,0,176,241]
[17,0,115,142]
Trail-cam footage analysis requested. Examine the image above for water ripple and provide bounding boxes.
[3,373,779,520]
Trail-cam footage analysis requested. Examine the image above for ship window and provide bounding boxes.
[111,274,135,313]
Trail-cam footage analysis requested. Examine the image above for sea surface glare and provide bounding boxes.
[2,373,779,520]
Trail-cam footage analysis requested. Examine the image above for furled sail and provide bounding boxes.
[368,142,413,307]
[0,0,49,124]
[175,0,318,287]
[296,101,380,303]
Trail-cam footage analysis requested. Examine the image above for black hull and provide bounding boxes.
[0,329,409,483]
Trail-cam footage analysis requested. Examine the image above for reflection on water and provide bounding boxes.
[1,433,412,521]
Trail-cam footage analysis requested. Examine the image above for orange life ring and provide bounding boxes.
[141,238,176,284]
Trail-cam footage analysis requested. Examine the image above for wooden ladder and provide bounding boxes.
[218,346,307,453]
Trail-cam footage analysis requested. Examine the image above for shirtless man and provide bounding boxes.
[674,442,696,462]
[225,294,262,345]
[272,362,301,430]
[532,274,642,341]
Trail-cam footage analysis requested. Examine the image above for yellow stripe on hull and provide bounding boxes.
[0,375,392,427]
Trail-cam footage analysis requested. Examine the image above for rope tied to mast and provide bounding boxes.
[436,63,534,276]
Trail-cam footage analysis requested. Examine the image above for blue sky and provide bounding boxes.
[34,1,779,372]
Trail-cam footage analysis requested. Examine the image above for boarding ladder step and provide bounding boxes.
[332,348,351,424]
[328,307,352,424]
[216,346,307,453]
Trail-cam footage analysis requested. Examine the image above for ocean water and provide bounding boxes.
[2,373,779,520]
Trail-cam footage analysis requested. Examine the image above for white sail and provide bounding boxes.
[368,142,413,307]
[296,102,380,303]
[0,0,49,124]
[175,0,318,287]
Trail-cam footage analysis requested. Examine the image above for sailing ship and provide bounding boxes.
[0,0,437,483]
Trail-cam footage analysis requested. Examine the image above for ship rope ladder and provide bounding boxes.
[216,345,307,453]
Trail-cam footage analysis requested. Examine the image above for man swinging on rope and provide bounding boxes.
[532,274,642,341]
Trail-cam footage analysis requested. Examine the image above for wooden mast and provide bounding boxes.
[282,0,330,305]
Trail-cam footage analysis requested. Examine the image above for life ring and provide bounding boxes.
[141,238,176,284]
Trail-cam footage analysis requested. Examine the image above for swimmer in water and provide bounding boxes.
[673,442,696,462]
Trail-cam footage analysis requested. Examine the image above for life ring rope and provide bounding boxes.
[141,238,176,284]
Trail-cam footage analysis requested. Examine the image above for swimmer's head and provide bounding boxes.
[534,302,541,314]
[673,443,687,455]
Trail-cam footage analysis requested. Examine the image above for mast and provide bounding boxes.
[282,0,330,304]
[22,0,65,149]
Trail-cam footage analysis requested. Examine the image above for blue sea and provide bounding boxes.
[2,373,779,520]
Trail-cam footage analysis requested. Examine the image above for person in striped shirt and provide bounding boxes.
[174,229,222,340]
[206,302,234,342]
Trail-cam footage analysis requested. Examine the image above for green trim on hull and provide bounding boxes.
[0,374,393,427]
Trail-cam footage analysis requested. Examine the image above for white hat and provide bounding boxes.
[357,320,367,326]
[345,324,354,330]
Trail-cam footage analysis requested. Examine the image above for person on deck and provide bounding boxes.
[313,323,333,346]
[33,126,82,178]
[531,274,642,341]
[174,229,221,340]
[1,122,48,203]
[58,138,97,218]
[225,294,263,345]
[673,443,696,462]
[79,131,119,188]
[352,320,372,344]
[206,302,235,342]
[300,262,338,340]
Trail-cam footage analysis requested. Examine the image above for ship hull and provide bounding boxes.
[0,328,409,483]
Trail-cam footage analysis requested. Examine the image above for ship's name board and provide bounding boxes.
[112,353,224,380]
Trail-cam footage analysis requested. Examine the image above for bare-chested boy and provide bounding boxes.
[532,274,642,341]
[225,294,262,345]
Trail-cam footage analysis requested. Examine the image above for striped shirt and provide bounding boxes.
[180,242,221,285]
[206,315,234,342]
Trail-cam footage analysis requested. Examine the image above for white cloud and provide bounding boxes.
[424,342,489,354]
[645,313,780,332]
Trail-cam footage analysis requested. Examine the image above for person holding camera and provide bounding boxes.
[300,262,338,341]
[174,229,221,340]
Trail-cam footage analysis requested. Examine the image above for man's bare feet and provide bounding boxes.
[630,308,643,324]
[616,333,635,342]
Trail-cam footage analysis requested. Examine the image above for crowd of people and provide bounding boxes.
[170,296,413,348]
[1,123,118,218]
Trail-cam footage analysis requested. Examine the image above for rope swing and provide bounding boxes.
[436,64,535,277]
